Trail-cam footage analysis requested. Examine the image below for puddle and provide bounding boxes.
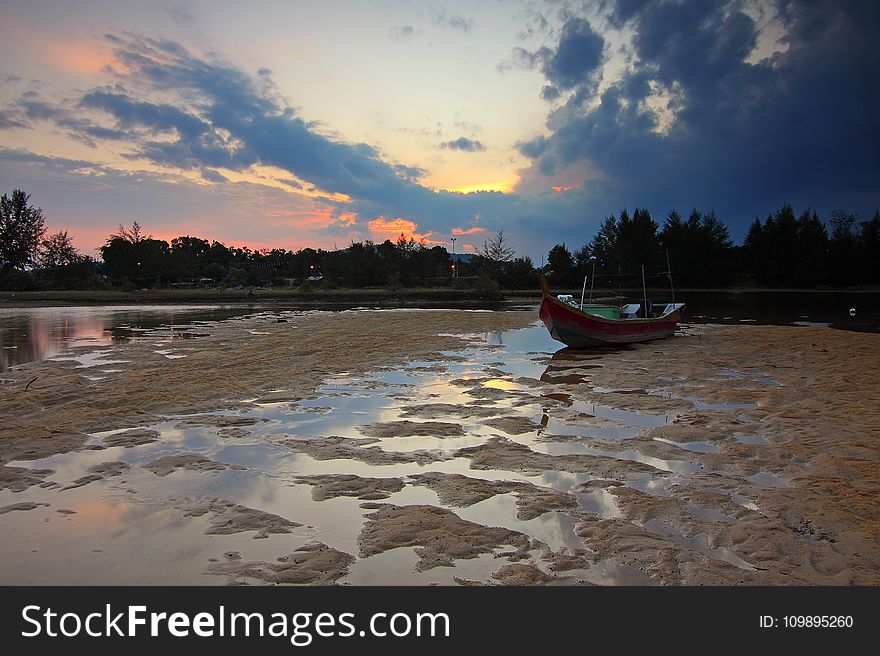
[652,437,720,454]
[642,519,757,571]
[731,495,760,512]
[734,433,769,446]
[48,350,131,369]
[746,472,790,488]
[719,368,780,385]
[574,488,623,519]
[646,388,758,411]
[0,304,260,372]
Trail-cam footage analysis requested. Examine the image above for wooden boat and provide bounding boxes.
[538,275,685,347]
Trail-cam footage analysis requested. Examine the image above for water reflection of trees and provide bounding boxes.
[0,307,257,372]
[0,312,114,372]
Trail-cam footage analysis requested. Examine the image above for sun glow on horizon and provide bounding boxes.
[445,181,513,194]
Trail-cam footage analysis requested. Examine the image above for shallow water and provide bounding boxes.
[0,305,260,372]
[0,313,780,585]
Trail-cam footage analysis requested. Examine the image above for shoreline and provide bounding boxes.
[2,285,879,310]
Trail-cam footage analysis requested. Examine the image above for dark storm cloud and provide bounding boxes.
[80,89,209,139]
[440,137,486,152]
[500,17,604,98]
[541,17,605,91]
[518,0,880,237]
[14,96,130,145]
[61,34,432,210]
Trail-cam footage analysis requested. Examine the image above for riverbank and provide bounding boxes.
[3,285,879,308]
[0,287,525,308]
[0,309,878,585]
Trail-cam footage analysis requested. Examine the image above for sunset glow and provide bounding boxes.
[0,1,876,261]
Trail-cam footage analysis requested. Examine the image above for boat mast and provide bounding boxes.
[617,266,622,307]
[641,265,648,317]
[580,274,587,308]
[665,249,675,305]
[588,259,596,305]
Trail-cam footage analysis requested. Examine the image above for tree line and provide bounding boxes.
[544,205,880,289]
[1,187,878,292]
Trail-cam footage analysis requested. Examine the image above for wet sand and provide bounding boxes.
[0,308,877,585]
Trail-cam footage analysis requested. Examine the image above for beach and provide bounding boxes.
[0,308,877,585]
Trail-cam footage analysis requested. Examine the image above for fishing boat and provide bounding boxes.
[538,273,685,347]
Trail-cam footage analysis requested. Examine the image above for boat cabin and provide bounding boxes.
[556,295,683,320]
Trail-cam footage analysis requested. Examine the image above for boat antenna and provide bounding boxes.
[641,264,648,318]
[665,249,675,305]
[617,266,622,307]
[588,258,596,305]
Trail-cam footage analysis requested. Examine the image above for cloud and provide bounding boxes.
[8,7,873,264]
[432,10,473,33]
[497,46,552,73]
[200,168,228,183]
[164,0,195,25]
[516,0,880,238]
[389,25,418,41]
[80,89,209,140]
[0,146,336,252]
[367,216,436,243]
[0,109,29,129]
[541,17,605,92]
[0,38,587,254]
[368,216,417,234]
[440,137,486,152]
[451,226,487,235]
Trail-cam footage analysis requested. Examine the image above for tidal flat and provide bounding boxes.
[0,308,877,585]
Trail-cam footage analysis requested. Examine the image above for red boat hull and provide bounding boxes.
[539,294,683,347]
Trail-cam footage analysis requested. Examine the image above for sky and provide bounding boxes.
[0,0,878,262]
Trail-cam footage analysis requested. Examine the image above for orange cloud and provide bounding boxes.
[336,212,357,227]
[552,185,575,192]
[452,226,487,235]
[368,216,418,234]
[40,39,130,76]
[263,206,338,228]
[367,216,443,245]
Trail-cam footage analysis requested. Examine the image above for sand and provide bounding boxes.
[293,474,406,501]
[206,543,355,585]
[356,503,533,571]
[1,308,878,585]
[180,497,302,539]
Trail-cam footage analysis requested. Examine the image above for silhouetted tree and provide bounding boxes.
[659,209,733,286]
[586,214,621,271]
[0,189,46,271]
[38,231,80,269]
[583,208,661,282]
[547,243,576,287]
[617,208,662,272]
[100,224,170,288]
[793,209,829,286]
[828,209,858,285]
[480,229,515,263]
[499,256,535,289]
[858,210,880,283]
